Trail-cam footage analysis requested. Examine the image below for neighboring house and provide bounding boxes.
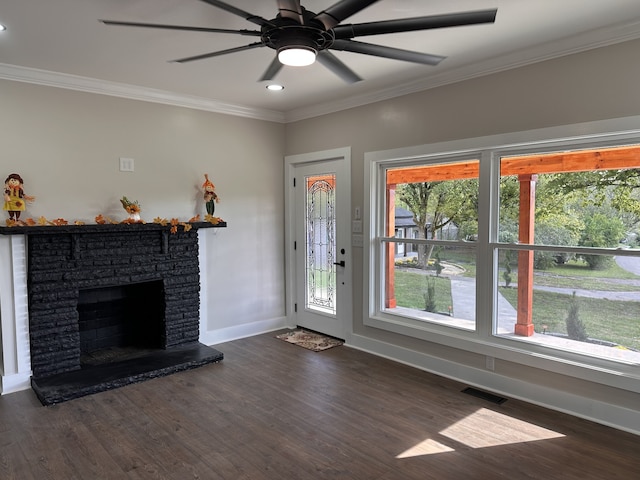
[394,207,419,256]
[394,207,459,256]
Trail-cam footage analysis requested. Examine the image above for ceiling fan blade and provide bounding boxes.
[277,0,304,24]
[331,39,445,66]
[171,42,265,63]
[99,20,261,37]
[199,0,276,28]
[314,0,379,30]
[334,9,497,39]
[317,51,362,84]
[259,56,284,81]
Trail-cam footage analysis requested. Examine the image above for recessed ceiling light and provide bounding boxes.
[266,84,284,91]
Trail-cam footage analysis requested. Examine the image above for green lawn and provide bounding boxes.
[500,287,640,351]
[394,270,452,314]
[511,259,640,292]
[393,266,640,351]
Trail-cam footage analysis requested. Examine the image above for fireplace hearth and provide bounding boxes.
[0,222,225,405]
[31,342,222,405]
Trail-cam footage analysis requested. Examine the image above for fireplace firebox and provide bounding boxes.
[78,281,165,365]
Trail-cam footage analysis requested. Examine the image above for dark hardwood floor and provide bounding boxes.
[1,331,638,479]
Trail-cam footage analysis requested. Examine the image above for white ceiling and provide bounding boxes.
[2,0,640,122]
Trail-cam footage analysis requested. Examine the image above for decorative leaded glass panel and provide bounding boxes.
[305,174,336,315]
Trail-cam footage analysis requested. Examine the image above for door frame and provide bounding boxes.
[284,147,352,340]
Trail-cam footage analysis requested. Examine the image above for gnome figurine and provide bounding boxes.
[4,173,35,224]
[202,174,220,216]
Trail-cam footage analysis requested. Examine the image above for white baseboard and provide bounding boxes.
[200,316,289,346]
[1,372,32,395]
[347,333,640,437]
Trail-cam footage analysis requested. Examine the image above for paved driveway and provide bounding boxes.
[616,254,640,276]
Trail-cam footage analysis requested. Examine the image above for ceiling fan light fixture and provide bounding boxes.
[278,46,317,67]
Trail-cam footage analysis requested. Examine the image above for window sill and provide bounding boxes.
[365,312,640,394]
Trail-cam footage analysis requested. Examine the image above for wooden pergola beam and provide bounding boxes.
[386,185,397,309]
[386,146,640,184]
[503,146,640,176]
[514,174,537,336]
[388,161,479,183]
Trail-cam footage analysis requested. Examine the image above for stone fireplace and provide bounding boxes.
[0,222,224,404]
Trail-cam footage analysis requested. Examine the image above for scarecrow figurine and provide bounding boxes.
[3,173,35,223]
[202,174,220,215]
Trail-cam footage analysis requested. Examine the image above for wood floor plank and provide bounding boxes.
[0,331,638,479]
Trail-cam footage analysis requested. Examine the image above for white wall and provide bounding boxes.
[0,80,287,348]
[284,38,640,434]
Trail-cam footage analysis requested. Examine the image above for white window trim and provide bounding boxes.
[364,116,640,393]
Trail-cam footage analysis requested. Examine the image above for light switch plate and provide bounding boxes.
[119,157,135,172]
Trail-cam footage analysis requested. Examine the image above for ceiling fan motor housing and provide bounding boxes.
[262,11,335,54]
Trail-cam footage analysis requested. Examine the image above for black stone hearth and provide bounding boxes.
[0,223,226,405]
[32,342,223,405]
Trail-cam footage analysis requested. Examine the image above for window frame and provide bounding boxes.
[364,121,640,393]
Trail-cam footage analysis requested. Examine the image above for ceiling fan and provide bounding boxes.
[100,0,497,84]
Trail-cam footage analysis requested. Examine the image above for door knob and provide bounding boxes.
[333,260,345,267]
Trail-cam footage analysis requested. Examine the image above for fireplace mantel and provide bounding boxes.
[0,222,227,258]
[0,221,227,236]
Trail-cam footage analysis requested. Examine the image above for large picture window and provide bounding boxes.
[367,134,640,379]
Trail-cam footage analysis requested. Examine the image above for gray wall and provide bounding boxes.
[284,38,640,429]
[0,81,287,336]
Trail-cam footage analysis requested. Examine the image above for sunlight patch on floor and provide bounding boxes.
[396,438,455,458]
[397,408,565,458]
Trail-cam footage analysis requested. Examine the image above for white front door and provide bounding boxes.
[285,148,351,340]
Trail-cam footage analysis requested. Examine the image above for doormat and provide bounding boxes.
[276,329,343,352]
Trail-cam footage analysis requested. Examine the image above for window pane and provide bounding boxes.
[497,145,640,364]
[381,160,479,330]
[387,163,480,251]
[499,149,640,249]
[496,248,640,364]
[384,243,477,331]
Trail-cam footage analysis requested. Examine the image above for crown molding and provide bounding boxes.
[0,63,286,124]
[2,19,639,125]
[283,20,640,123]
